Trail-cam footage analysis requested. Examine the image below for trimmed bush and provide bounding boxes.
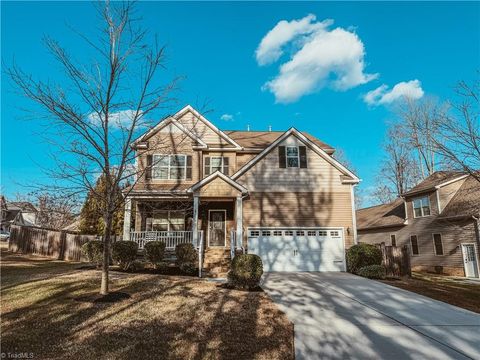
[346,243,382,274]
[175,243,197,274]
[81,240,104,268]
[357,265,386,279]
[112,241,138,271]
[228,254,263,290]
[144,241,166,269]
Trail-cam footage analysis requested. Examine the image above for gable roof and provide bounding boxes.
[174,105,242,149]
[8,201,38,213]
[224,130,335,153]
[356,198,406,230]
[131,116,208,148]
[439,176,480,218]
[231,127,359,182]
[187,171,248,194]
[402,171,468,197]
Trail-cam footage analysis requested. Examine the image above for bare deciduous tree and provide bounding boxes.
[35,192,79,230]
[432,79,480,183]
[6,1,187,295]
[332,148,364,209]
[396,97,448,177]
[371,123,422,204]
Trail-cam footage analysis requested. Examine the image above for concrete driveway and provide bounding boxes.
[262,272,480,360]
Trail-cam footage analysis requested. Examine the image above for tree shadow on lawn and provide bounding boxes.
[1,270,293,360]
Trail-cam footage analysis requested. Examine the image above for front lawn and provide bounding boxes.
[1,248,294,359]
[381,272,480,314]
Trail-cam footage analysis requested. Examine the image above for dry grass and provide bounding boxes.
[1,247,294,360]
[381,272,480,313]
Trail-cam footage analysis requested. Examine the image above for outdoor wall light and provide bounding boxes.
[347,227,350,235]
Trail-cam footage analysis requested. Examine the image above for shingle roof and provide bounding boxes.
[402,171,466,196]
[224,130,334,152]
[439,176,480,218]
[9,202,38,213]
[356,198,406,230]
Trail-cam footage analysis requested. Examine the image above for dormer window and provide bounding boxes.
[413,196,431,217]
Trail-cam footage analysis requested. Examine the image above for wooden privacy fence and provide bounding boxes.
[8,225,101,261]
[376,243,411,277]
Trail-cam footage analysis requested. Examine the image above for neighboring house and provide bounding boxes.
[1,196,24,232]
[123,105,359,276]
[8,202,39,226]
[357,171,480,278]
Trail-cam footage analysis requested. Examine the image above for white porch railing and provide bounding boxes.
[130,231,203,250]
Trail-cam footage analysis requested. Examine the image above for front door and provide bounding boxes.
[209,210,226,247]
[462,244,479,278]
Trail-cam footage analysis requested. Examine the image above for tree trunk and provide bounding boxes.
[100,211,114,295]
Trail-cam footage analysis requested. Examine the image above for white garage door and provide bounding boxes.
[247,228,346,272]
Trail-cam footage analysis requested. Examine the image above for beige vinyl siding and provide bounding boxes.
[236,153,257,171]
[243,191,355,249]
[176,111,233,146]
[236,134,349,193]
[196,177,242,198]
[438,178,467,212]
[358,218,477,275]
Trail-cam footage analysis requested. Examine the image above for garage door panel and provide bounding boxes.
[248,228,345,272]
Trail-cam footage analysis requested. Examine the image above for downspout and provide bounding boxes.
[472,215,480,268]
[351,184,358,245]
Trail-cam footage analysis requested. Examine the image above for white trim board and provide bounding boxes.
[131,116,208,148]
[187,171,248,194]
[174,105,242,149]
[231,127,360,182]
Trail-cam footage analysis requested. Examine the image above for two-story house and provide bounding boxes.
[357,171,480,278]
[123,105,359,276]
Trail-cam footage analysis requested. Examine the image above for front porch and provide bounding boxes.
[123,196,244,276]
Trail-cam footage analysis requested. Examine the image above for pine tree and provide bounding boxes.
[79,175,124,235]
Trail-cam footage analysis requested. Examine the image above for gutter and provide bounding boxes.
[357,223,407,232]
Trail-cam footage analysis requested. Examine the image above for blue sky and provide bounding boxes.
[1,1,479,204]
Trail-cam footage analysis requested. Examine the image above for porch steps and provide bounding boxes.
[202,249,231,278]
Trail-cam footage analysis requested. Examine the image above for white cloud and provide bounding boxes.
[87,109,144,128]
[220,113,234,121]
[256,15,377,103]
[363,80,424,106]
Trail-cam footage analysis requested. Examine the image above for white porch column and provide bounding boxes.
[236,196,243,249]
[192,195,199,246]
[123,197,132,241]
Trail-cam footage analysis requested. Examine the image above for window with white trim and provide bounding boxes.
[307,230,316,236]
[410,235,419,255]
[433,234,444,255]
[249,230,260,237]
[152,154,188,180]
[261,230,271,236]
[204,156,229,176]
[390,234,396,247]
[318,230,327,236]
[296,230,305,236]
[330,231,340,237]
[413,196,431,217]
[286,146,299,168]
[285,230,294,236]
[146,211,185,231]
[273,230,282,236]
